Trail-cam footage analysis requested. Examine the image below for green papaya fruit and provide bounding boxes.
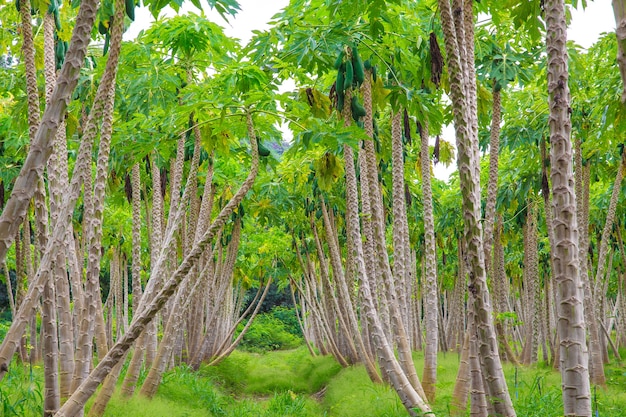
[344,60,354,91]
[125,0,135,21]
[350,96,366,120]
[364,59,372,70]
[98,21,108,35]
[55,41,64,70]
[336,65,345,95]
[352,47,364,85]
[337,91,344,112]
[15,0,20,13]
[103,33,110,55]
[334,50,344,70]
[53,8,61,31]
[258,142,271,157]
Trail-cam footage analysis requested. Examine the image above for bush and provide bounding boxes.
[269,306,302,337]
[238,308,302,353]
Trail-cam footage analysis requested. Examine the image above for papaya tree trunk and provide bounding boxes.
[418,117,438,402]
[545,0,592,413]
[437,0,515,414]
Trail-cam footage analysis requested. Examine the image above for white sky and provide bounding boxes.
[125,0,617,181]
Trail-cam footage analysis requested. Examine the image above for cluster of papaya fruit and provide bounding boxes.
[333,44,364,113]
[48,0,62,30]
[333,44,377,122]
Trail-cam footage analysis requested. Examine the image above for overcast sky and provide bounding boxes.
[125,0,618,181]
[126,0,615,47]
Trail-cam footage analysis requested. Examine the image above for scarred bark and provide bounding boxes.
[545,0,592,414]
[418,118,438,402]
[483,88,502,270]
[574,139,606,386]
[0,0,100,266]
[437,0,515,414]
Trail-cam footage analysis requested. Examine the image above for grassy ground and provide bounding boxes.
[1,346,625,416]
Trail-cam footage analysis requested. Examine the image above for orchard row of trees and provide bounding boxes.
[0,0,625,416]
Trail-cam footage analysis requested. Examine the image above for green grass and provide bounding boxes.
[0,364,43,417]
[202,346,342,394]
[2,346,626,417]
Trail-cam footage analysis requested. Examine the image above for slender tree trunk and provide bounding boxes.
[361,77,425,401]
[342,96,430,416]
[120,164,145,397]
[72,2,124,395]
[469,323,488,417]
[140,133,204,396]
[339,86,381,382]
[42,275,60,417]
[575,139,606,386]
[545,0,592,414]
[483,87,502,272]
[418,117,438,402]
[437,1,515,414]
[540,139,558,366]
[493,219,519,365]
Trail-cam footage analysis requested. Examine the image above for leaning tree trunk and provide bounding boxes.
[0,0,115,383]
[54,111,260,417]
[0,0,100,268]
[436,0,515,414]
[20,3,60,412]
[72,1,124,397]
[545,0,592,414]
[139,127,203,398]
[343,79,430,416]
[360,69,425,399]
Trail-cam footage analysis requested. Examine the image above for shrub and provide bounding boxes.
[238,309,302,353]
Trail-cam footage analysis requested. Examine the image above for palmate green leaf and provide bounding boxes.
[206,0,240,20]
[143,13,237,65]
[142,0,239,20]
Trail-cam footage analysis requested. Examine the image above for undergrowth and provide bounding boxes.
[1,346,625,416]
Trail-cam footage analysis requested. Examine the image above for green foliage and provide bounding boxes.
[0,364,43,417]
[237,309,303,353]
